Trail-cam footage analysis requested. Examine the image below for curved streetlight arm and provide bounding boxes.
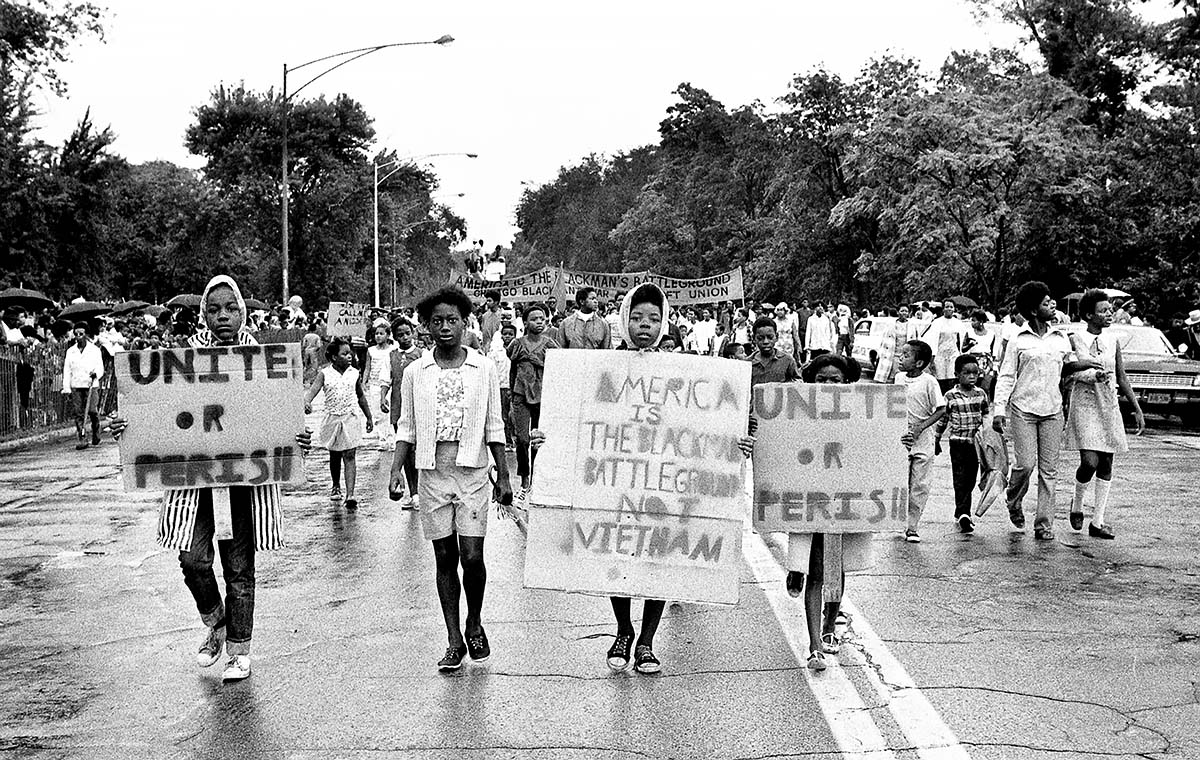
[287,37,454,101]
[375,153,478,186]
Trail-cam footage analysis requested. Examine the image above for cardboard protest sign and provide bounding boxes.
[524,350,751,606]
[448,267,558,304]
[751,382,908,533]
[115,344,305,491]
[328,301,370,338]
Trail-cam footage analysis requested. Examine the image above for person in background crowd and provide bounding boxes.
[1181,310,1200,359]
[508,303,558,502]
[732,307,752,351]
[994,281,1102,541]
[923,299,971,393]
[362,319,395,450]
[1,307,28,345]
[794,299,812,354]
[389,286,511,672]
[750,316,801,385]
[1064,289,1145,540]
[604,296,623,339]
[718,301,735,336]
[489,323,518,452]
[772,302,801,365]
[479,290,502,349]
[559,287,611,349]
[387,319,425,509]
[805,303,835,362]
[834,303,854,361]
[287,295,307,328]
[966,310,997,396]
[711,321,730,358]
[305,337,374,509]
[690,307,717,356]
[897,339,945,544]
[720,340,747,360]
[301,321,322,387]
[61,322,104,450]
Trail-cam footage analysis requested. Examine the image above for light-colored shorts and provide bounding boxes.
[786,532,875,574]
[418,442,490,541]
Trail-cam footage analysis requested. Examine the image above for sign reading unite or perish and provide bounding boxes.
[114,344,305,491]
[524,350,751,606]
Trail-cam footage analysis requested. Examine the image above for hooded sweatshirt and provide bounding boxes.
[616,282,670,350]
[157,275,284,552]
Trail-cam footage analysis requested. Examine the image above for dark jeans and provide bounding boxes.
[70,388,99,442]
[949,440,978,518]
[179,488,256,655]
[511,395,541,479]
[836,334,852,360]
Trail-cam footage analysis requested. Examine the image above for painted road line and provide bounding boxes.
[747,529,971,760]
[742,529,899,760]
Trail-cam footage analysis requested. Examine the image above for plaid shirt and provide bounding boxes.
[937,385,990,442]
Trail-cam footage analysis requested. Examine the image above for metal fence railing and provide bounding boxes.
[0,345,118,441]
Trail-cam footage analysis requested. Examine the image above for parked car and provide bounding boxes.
[851,317,931,377]
[1065,323,1200,427]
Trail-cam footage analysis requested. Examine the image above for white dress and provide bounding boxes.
[1065,332,1128,454]
[318,366,363,452]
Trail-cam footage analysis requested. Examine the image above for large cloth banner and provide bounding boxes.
[327,301,370,338]
[524,350,751,606]
[452,266,746,307]
[114,345,305,491]
[448,267,558,304]
[751,382,908,533]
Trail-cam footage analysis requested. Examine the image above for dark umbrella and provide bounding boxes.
[166,293,202,308]
[0,287,54,312]
[144,305,170,318]
[110,299,151,316]
[243,297,269,311]
[949,295,979,311]
[58,301,112,320]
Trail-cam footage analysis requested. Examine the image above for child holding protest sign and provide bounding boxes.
[896,339,945,544]
[110,275,311,682]
[305,338,374,509]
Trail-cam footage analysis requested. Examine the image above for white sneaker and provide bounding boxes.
[221,654,251,681]
[399,494,415,510]
[196,626,225,668]
[410,493,420,509]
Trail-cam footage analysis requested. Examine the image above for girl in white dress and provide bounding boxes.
[304,338,374,508]
[362,321,395,448]
[1064,290,1145,538]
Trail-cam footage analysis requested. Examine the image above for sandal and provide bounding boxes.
[834,610,852,627]
[820,632,840,654]
[606,633,633,672]
[633,644,661,674]
[785,571,804,598]
[807,651,827,671]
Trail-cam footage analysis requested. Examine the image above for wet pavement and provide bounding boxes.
[1,415,1198,759]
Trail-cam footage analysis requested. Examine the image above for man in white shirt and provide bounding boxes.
[61,323,105,449]
[689,308,718,355]
[922,299,971,392]
[804,303,835,360]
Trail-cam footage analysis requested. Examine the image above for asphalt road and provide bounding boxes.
[1,414,1197,759]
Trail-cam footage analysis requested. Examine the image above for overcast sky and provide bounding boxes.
[36,0,1031,249]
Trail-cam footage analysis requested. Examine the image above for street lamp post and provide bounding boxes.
[373,153,476,307]
[280,35,454,304]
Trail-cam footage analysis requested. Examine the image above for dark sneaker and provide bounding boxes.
[1034,527,1055,541]
[633,644,661,674]
[957,515,975,534]
[466,630,490,662]
[437,644,468,671]
[904,529,921,544]
[1088,522,1115,540]
[606,633,633,672]
[786,571,805,598]
[196,625,225,668]
[1008,509,1026,530]
[75,441,89,450]
[1069,512,1084,531]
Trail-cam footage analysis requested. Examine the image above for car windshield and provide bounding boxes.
[1107,327,1175,356]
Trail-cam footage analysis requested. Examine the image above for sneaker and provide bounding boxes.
[1034,527,1055,541]
[1088,522,1115,540]
[904,529,921,543]
[633,644,661,674]
[957,515,975,534]
[1008,509,1026,530]
[466,630,490,663]
[399,495,415,510]
[785,571,805,598]
[807,651,827,671]
[606,633,634,672]
[196,626,226,668]
[438,644,468,671]
[330,487,342,503]
[1069,512,1084,532]
[221,654,251,681]
[410,493,420,510]
[819,632,840,654]
[75,441,89,450]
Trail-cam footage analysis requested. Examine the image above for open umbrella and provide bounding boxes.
[1103,288,1131,299]
[143,305,169,318]
[949,295,979,311]
[166,293,202,308]
[243,297,269,311]
[110,299,151,317]
[58,301,111,320]
[0,287,54,312]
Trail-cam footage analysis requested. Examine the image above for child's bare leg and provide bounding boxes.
[329,450,342,492]
[342,449,357,498]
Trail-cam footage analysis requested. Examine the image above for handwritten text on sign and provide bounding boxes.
[751,382,908,533]
[115,344,305,491]
[327,301,370,338]
[524,350,751,605]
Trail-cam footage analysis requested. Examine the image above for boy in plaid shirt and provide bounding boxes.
[935,354,990,533]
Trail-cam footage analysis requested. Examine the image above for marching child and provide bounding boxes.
[387,319,424,508]
[934,355,990,533]
[305,337,373,509]
[362,320,395,450]
[896,339,945,543]
[507,303,558,500]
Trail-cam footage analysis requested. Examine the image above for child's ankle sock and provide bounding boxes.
[1092,478,1112,526]
[1072,479,1089,514]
